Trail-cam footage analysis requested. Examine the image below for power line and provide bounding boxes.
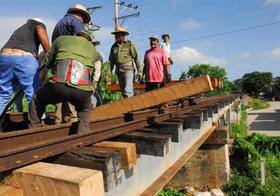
[133,2,280,37]
[134,20,280,50]
[173,20,280,44]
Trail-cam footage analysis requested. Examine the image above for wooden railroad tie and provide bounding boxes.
[92,141,137,170]
[4,162,104,196]
[54,146,122,192]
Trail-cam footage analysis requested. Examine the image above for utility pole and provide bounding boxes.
[114,0,119,27]
[113,0,140,28]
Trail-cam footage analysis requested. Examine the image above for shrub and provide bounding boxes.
[157,187,185,196]
[223,108,280,195]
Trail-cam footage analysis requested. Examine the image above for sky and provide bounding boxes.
[0,0,280,81]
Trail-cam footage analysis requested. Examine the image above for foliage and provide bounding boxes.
[98,61,123,103]
[251,98,269,110]
[186,64,227,80]
[231,110,247,138]
[247,133,280,155]
[157,187,185,196]
[272,77,280,92]
[232,78,243,92]
[178,71,187,81]
[240,71,272,97]
[179,64,234,96]
[223,108,280,195]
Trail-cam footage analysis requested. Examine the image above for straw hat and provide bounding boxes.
[161,33,170,39]
[67,4,91,23]
[111,25,129,36]
[92,38,100,46]
[149,35,160,41]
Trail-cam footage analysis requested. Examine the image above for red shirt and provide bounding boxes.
[144,48,169,82]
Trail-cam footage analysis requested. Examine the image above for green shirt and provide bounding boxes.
[108,40,143,73]
[46,35,98,91]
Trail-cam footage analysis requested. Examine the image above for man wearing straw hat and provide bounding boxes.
[51,3,91,123]
[52,3,91,42]
[160,33,173,65]
[106,25,143,98]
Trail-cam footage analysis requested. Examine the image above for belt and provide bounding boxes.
[1,48,34,56]
[118,61,133,67]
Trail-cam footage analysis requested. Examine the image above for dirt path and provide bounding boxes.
[247,101,280,136]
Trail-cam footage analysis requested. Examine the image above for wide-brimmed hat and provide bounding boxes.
[149,35,160,42]
[111,25,129,36]
[161,33,170,39]
[92,38,100,46]
[80,29,94,42]
[67,4,91,23]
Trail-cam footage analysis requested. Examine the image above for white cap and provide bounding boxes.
[149,35,160,41]
[27,18,46,25]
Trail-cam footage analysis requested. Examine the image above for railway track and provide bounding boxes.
[0,94,239,173]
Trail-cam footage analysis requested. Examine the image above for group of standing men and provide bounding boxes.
[106,26,173,98]
[0,3,173,133]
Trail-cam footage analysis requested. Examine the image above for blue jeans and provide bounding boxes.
[0,54,39,114]
[117,70,134,98]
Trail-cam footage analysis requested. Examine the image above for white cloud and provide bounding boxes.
[0,16,114,59]
[239,52,253,59]
[267,47,280,60]
[172,46,227,66]
[264,0,280,4]
[180,19,201,29]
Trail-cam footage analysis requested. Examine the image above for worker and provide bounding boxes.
[28,30,98,133]
[159,33,173,65]
[52,3,91,123]
[143,35,170,91]
[106,25,143,98]
[91,38,103,108]
[52,3,91,42]
[0,18,50,115]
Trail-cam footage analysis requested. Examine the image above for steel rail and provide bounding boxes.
[0,95,239,173]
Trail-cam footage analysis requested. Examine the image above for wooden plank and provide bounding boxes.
[179,112,202,129]
[4,162,104,196]
[93,141,137,170]
[54,147,122,192]
[0,185,23,196]
[106,80,181,91]
[136,128,157,133]
[92,75,213,120]
[154,121,183,143]
[115,131,171,157]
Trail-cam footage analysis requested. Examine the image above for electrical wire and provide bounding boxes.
[172,20,280,44]
[133,2,280,37]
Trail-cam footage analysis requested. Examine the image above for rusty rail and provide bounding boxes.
[0,94,239,173]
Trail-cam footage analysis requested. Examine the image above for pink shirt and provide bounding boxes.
[144,48,169,82]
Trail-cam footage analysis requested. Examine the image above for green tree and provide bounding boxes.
[187,64,227,81]
[180,64,232,96]
[232,78,243,92]
[241,71,272,97]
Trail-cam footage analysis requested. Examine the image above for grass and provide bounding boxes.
[247,98,270,110]
[157,187,185,196]
[223,108,280,195]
